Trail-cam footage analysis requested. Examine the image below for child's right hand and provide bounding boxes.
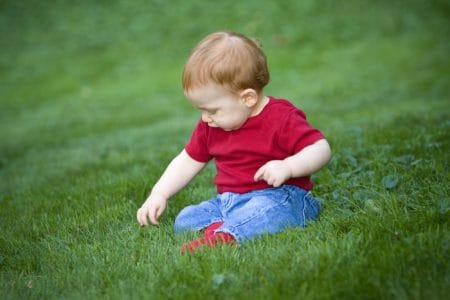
[136,194,168,226]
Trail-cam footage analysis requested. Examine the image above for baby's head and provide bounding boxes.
[182,32,271,131]
[182,31,270,96]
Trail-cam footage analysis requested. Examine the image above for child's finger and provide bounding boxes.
[137,208,147,226]
[156,207,164,219]
[254,165,266,181]
[137,208,142,225]
[149,208,160,226]
[136,209,141,224]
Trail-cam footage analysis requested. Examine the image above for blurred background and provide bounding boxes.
[1,0,448,193]
[1,0,449,216]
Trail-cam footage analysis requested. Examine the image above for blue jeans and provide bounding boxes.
[174,185,320,242]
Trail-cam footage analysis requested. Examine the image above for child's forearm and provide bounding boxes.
[254,139,331,187]
[284,139,332,178]
[138,150,205,226]
[150,149,206,200]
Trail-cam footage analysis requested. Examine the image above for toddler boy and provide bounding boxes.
[137,31,332,254]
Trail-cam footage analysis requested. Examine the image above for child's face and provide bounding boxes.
[186,83,254,131]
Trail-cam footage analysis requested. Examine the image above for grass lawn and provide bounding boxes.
[1,0,449,299]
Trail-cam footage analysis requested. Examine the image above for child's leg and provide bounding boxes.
[217,185,320,242]
[175,186,320,253]
[175,198,236,254]
[173,196,223,233]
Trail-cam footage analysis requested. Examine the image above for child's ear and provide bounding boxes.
[240,89,258,107]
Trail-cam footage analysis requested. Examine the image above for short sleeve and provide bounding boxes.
[185,119,213,163]
[278,109,325,154]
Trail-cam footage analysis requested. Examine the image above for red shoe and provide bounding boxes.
[204,222,224,237]
[180,230,235,254]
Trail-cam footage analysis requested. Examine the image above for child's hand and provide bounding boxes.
[254,160,292,187]
[137,194,168,226]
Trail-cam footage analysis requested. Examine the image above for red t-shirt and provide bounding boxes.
[185,97,325,194]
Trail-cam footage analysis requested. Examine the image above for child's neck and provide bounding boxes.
[250,95,269,117]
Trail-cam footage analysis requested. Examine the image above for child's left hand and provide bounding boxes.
[254,160,292,187]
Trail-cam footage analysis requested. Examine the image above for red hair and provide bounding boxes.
[182,31,270,94]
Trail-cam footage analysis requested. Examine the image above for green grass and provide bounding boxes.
[1,0,449,299]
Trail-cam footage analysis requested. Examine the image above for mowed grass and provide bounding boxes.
[0,0,449,299]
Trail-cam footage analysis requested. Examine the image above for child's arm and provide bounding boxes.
[254,139,331,187]
[137,149,206,226]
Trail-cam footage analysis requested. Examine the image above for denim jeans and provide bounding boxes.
[174,185,320,242]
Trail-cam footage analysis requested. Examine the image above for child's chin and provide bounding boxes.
[213,123,240,131]
[222,126,235,131]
